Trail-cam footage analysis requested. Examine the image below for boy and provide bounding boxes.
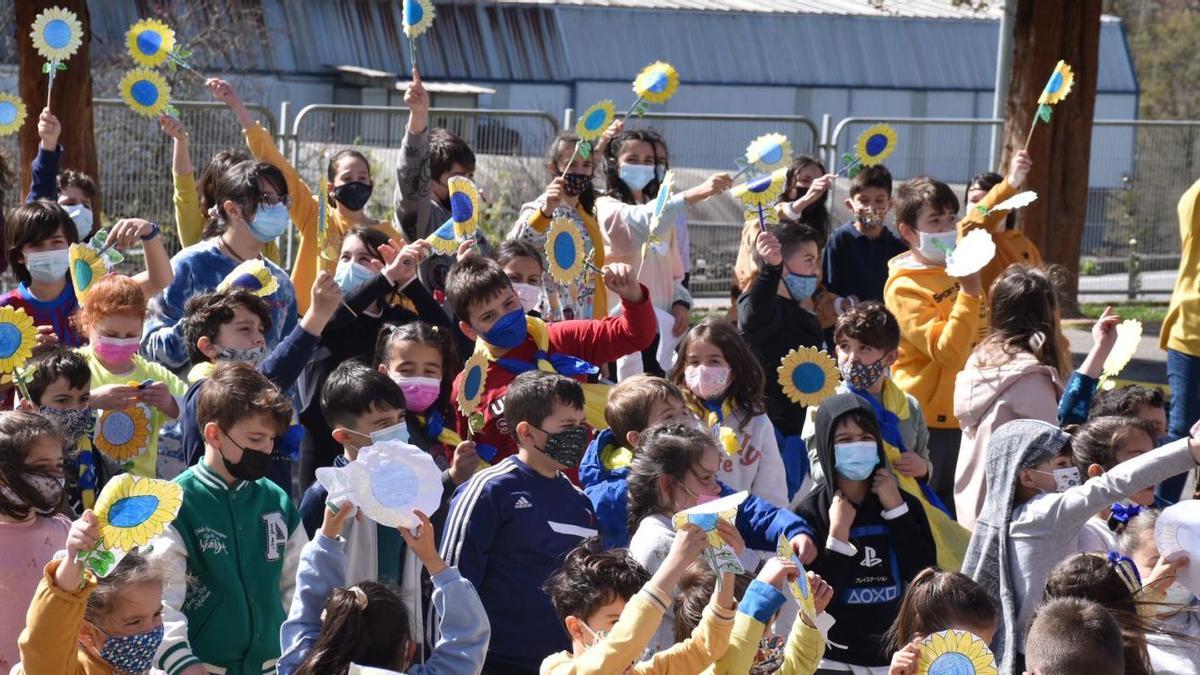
[738,223,826,498]
[1024,598,1124,675]
[822,165,907,304]
[26,106,97,241]
[1089,384,1168,440]
[151,362,307,675]
[439,371,599,674]
[963,171,1045,293]
[444,254,654,464]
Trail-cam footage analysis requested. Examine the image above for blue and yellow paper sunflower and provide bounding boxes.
[856,124,897,167]
[0,306,38,374]
[402,0,436,38]
[778,347,840,407]
[732,168,787,210]
[93,474,183,552]
[745,133,792,173]
[576,100,616,142]
[125,18,176,68]
[1038,60,1075,106]
[424,218,460,255]
[69,243,107,300]
[448,176,480,240]
[633,61,679,105]
[218,258,279,298]
[119,68,172,118]
[95,405,152,462]
[545,217,586,285]
[0,93,26,137]
[917,630,998,675]
[776,534,816,619]
[457,350,490,418]
[31,7,84,63]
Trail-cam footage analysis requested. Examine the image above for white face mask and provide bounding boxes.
[66,204,93,239]
[512,282,542,313]
[24,248,70,283]
[1163,580,1196,608]
[1030,466,1082,492]
[916,230,958,265]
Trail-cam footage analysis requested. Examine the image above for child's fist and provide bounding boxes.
[158,114,188,141]
[206,78,242,106]
[703,172,734,198]
[449,441,480,484]
[670,523,709,561]
[384,240,427,287]
[37,108,61,150]
[405,69,430,113]
[891,452,928,479]
[755,231,783,267]
[871,468,904,510]
[320,502,355,539]
[757,556,800,590]
[602,263,644,303]
[810,572,834,614]
[310,270,342,318]
[1008,149,1033,187]
[715,519,745,555]
[541,177,566,216]
[106,218,157,250]
[889,635,923,675]
[829,490,857,542]
[399,509,448,575]
[65,510,101,559]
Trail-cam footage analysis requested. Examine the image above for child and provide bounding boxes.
[822,165,906,304]
[1024,598,1125,675]
[738,224,825,499]
[885,569,998,675]
[438,371,598,674]
[961,418,1200,672]
[1090,385,1169,440]
[1071,416,1159,553]
[542,531,740,674]
[78,275,186,480]
[15,511,165,675]
[0,411,68,673]
[497,238,550,318]
[143,159,298,371]
[670,318,788,507]
[443,254,654,463]
[1055,307,1121,427]
[776,155,835,238]
[149,362,307,675]
[795,393,936,671]
[279,504,488,675]
[25,107,96,241]
[962,170,1045,293]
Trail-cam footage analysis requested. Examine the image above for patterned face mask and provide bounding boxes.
[217,345,269,367]
[38,405,94,445]
[751,633,786,674]
[88,622,164,674]
[839,357,889,391]
[0,471,64,515]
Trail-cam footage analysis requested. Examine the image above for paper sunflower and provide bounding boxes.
[0,307,37,374]
[217,258,279,297]
[31,7,83,63]
[545,217,586,285]
[69,243,107,300]
[672,491,748,546]
[776,534,816,619]
[316,174,336,261]
[856,124,898,167]
[95,405,152,462]
[402,0,436,38]
[346,442,445,529]
[424,217,459,255]
[778,347,840,407]
[447,176,480,240]
[1102,319,1143,379]
[576,100,616,142]
[745,133,792,172]
[732,168,787,210]
[980,191,1038,216]
[944,229,997,279]
[125,18,175,68]
[633,61,679,105]
[458,350,490,418]
[93,474,183,552]
[1038,60,1075,106]
[0,93,27,136]
[119,68,172,118]
[917,630,998,675]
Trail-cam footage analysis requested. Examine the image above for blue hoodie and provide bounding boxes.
[580,428,815,549]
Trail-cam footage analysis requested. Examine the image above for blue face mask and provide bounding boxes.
[371,420,410,445]
[91,622,164,674]
[783,273,818,300]
[619,164,655,193]
[334,259,374,296]
[481,306,528,349]
[248,203,291,242]
[833,441,879,481]
[66,204,93,240]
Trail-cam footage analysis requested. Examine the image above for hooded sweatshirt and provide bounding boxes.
[794,394,936,668]
[952,347,1063,530]
[962,420,1198,674]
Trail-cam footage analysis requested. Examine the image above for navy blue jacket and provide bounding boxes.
[821,220,908,302]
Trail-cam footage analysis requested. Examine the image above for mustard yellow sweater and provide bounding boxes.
[1162,177,1200,356]
[14,560,113,675]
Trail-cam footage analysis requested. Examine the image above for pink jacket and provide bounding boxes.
[953,347,1063,529]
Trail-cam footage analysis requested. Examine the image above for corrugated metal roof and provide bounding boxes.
[452,0,1005,19]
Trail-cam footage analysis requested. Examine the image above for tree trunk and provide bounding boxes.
[1002,0,1101,316]
[16,0,98,214]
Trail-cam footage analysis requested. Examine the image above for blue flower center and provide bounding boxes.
[760,144,783,165]
[646,71,669,93]
[0,323,20,359]
[103,411,136,446]
[553,231,577,270]
[463,365,483,400]
[928,651,974,675]
[73,259,93,291]
[109,494,161,528]
[131,80,160,107]
[1047,71,1063,94]
[865,133,889,157]
[791,362,825,394]
[137,29,163,56]
[0,102,16,126]
[584,107,608,132]
[372,463,420,507]
[43,19,72,50]
[405,0,425,26]
[450,191,474,223]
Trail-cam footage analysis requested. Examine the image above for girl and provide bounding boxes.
[1072,416,1159,553]
[496,239,549,318]
[0,412,68,673]
[796,393,935,672]
[963,171,1044,293]
[885,569,997,675]
[80,275,187,480]
[599,129,733,378]
[279,505,488,675]
[510,131,608,321]
[669,318,788,507]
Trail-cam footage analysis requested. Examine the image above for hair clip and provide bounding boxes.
[347,585,368,610]
[1108,502,1142,529]
[1106,550,1142,594]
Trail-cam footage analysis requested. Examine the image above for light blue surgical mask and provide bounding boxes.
[25,248,70,283]
[833,441,879,481]
[248,202,291,242]
[917,230,958,265]
[618,164,655,193]
[66,204,93,240]
[334,259,375,297]
[783,272,818,300]
[371,420,410,445]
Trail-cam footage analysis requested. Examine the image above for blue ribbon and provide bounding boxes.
[495,350,599,378]
[1109,502,1143,526]
[426,410,446,439]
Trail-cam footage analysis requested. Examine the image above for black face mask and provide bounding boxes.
[562,173,593,198]
[331,181,374,212]
[219,429,273,482]
[533,424,591,468]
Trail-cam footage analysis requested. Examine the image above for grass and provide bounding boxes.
[1079,302,1168,324]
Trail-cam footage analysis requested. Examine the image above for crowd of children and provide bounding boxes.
[0,66,1198,675]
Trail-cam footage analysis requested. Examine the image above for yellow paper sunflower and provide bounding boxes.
[119,68,172,118]
[0,93,27,136]
[1102,318,1142,379]
[545,217,586,285]
[125,18,176,68]
[745,133,792,172]
[217,258,279,298]
[95,405,152,462]
[1038,60,1075,106]
[778,347,840,407]
[447,176,480,240]
[732,167,787,209]
[0,306,38,374]
[402,0,437,38]
[457,350,490,418]
[69,243,107,299]
[94,474,183,552]
[31,7,84,63]
[776,534,816,619]
[856,124,898,167]
[576,100,616,142]
[718,426,739,457]
[633,61,679,105]
[916,629,998,675]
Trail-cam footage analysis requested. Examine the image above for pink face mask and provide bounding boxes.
[684,364,730,400]
[392,375,441,413]
[93,335,141,363]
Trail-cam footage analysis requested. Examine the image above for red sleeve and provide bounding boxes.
[547,284,657,365]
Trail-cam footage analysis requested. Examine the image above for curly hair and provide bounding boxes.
[78,275,147,331]
[543,537,650,623]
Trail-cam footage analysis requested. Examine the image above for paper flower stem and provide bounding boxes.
[559,141,582,180]
[45,60,60,109]
[623,95,645,121]
[408,36,418,71]
[168,53,208,82]
[836,156,862,177]
[732,165,752,181]
[1023,113,1039,152]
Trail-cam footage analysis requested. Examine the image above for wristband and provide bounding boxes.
[140,222,161,241]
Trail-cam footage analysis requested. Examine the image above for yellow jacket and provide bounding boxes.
[14,560,113,675]
[243,123,406,314]
[957,179,1027,297]
[709,607,824,675]
[172,170,281,265]
[1162,177,1200,355]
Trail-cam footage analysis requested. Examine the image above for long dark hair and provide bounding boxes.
[626,423,718,537]
[668,318,765,420]
[547,132,596,215]
[198,149,252,240]
[603,129,667,205]
[374,320,460,415]
[885,567,997,651]
[977,265,1069,379]
[780,154,831,240]
[294,582,411,675]
[208,160,288,238]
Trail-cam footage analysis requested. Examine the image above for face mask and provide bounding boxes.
[618,164,655,193]
[481,306,528,349]
[66,204,93,239]
[1163,580,1196,607]
[93,335,141,363]
[579,621,609,649]
[0,471,63,515]
[248,203,291,243]
[834,441,879,481]
[512,282,542,313]
[839,357,889,391]
[562,173,592,197]
[217,344,269,367]
[1030,466,1082,492]
[219,429,272,482]
[90,622,164,674]
[25,249,70,284]
[334,259,375,297]
[332,181,373,212]
[535,424,591,468]
[916,230,958,265]
[856,206,885,230]
[370,420,410,445]
[393,376,441,413]
[783,272,818,300]
[684,364,730,401]
[38,406,94,445]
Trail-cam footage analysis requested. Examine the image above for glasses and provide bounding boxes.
[258,194,291,209]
